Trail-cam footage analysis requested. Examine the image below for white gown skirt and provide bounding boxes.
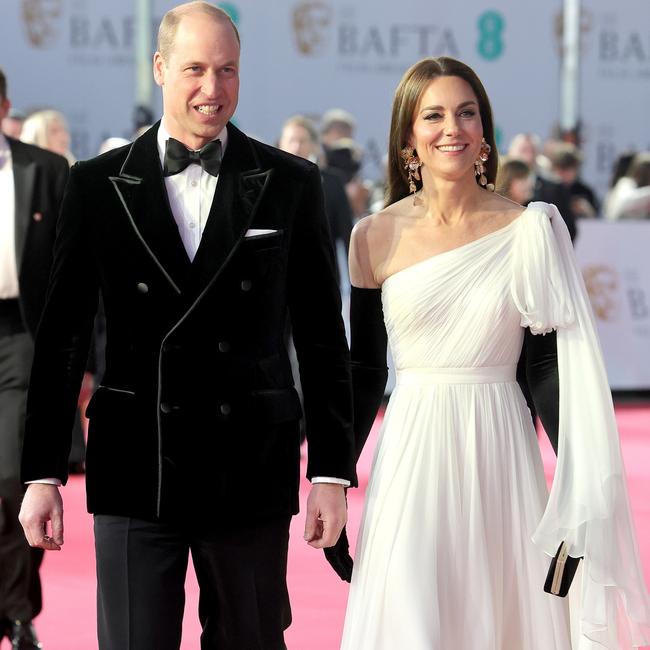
[340,367,572,650]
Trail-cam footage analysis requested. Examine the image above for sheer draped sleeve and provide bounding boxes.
[511,202,650,648]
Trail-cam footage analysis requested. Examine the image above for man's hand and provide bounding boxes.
[303,483,347,549]
[19,484,64,551]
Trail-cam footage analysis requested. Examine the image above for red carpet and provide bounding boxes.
[4,404,649,650]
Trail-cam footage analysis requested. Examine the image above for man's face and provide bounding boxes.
[278,124,316,161]
[153,13,240,150]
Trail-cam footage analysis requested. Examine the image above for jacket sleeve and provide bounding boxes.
[288,163,356,484]
[22,163,99,484]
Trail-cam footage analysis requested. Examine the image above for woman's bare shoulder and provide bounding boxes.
[350,207,401,288]
[485,192,528,226]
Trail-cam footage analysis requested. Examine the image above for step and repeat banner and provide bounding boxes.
[575,221,650,391]
[2,1,648,194]
[1,0,648,388]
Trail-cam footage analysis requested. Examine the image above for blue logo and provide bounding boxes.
[477,11,505,61]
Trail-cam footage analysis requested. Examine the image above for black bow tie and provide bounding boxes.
[163,137,223,177]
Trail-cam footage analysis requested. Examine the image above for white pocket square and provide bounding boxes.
[244,229,278,237]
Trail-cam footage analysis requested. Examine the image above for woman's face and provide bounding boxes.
[410,75,484,183]
[46,118,70,156]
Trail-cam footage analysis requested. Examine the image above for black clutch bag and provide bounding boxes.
[544,541,581,597]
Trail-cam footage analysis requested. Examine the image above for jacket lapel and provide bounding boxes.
[10,140,36,271]
[188,123,272,294]
[109,123,191,295]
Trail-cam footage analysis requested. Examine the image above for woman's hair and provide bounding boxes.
[20,109,65,150]
[385,57,498,208]
[20,108,76,165]
[496,158,531,198]
[628,153,650,189]
[609,151,635,188]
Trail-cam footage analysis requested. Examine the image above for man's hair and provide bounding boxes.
[282,115,320,145]
[157,2,240,61]
[0,67,7,102]
[321,108,356,136]
[550,143,582,171]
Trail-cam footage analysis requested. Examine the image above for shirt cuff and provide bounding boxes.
[25,478,62,486]
[311,476,350,487]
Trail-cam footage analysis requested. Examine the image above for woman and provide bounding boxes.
[20,109,76,165]
[496,157,534,205]
[340,57,649,649]
[604,152,650,220]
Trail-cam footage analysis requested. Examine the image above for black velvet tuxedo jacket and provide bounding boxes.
[22,122,356,522]
[6,137,69,334]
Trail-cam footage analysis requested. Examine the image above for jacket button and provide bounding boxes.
[240,279,252,291]
[160,402,172,414]
[220,403,232,416]
[218,341,231,353]
[137,282,149,294]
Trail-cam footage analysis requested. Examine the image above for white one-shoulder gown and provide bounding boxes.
[340,203,650,650]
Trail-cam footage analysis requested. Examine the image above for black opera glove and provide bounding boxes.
[323,287,388,582]
[523,328,582,596]
[325,524,354,583]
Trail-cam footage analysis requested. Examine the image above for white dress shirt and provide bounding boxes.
[31,123,349,488]
[0,134,18,299]
[157,121,225,261]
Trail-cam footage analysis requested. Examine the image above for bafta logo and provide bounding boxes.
[22,0,63,48]
[292,1,332,56]
[583,265,619,321]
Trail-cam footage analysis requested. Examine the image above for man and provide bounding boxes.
[0,68,68,649]
[549,142,600,219]
[320,108,356,148]
[18,3,355,650]
[507,132,577,240]
[278,114,353,285]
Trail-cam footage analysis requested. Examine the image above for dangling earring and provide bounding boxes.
[474,137,495,191]
[400,146,423,204]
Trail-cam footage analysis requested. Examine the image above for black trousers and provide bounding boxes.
[94,514,292,650]
[0,327,43,622]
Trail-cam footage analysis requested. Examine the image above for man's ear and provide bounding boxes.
[153,52,165,87]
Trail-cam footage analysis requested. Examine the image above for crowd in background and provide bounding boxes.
[4,104,650,248]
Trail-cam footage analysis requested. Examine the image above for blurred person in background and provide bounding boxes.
[97,137,130,156]
[320,108,355,148]
[496,158,534,205]
[278,115,353,284]
[508,132,576,240]
[325,138,370,220]
[0,66,69,650]
[320,109,371,220]
[604,152,650,220]
[548,142,599,219]
[20,110,75,166]
[2,108,26,139]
